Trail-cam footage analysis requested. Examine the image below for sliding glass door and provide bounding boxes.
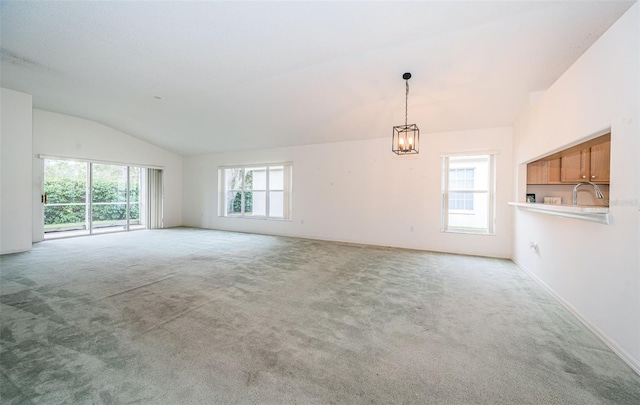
[43,158,159,239]
[91,163,128,234]
[43,159,90,237]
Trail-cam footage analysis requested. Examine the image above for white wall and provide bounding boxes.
[0,88,33,254]
[183,127,513,258]
[512,4,639,372]
[526,184,610,207]
[32,109,183,241]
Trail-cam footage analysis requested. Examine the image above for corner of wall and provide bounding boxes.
[1,87,34,254]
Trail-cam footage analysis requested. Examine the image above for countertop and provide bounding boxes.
[508,202,609,224]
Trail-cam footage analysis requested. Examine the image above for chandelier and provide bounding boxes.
[392,72,419,155]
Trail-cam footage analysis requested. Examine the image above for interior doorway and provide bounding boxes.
[43,159,162,239]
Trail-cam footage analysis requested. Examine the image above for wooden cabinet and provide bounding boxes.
[527,160,548,184]
[560,148,590,182]
[589,140,610,182]
[526,158,561,184]
[548,157,561,183]
[560,140,610,183]
[527,134,610,185]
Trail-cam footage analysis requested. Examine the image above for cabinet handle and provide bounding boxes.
[582,175,586,179]
[591,175,596,179]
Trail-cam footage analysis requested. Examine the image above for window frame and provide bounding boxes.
[218,163,292,221]
[441,153,496,235]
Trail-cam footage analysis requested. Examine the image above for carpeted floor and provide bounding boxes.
[1,227,639,404]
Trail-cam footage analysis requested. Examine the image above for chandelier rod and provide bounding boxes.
[405,79,409,126]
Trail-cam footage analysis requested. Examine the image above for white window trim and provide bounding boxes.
[218,163,292,221]
[441,149,500,158]
[441,153,496,235]
[39,154,164,170]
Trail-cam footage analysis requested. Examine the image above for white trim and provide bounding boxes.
[441,149,500,158]
[88,162,93,234]
[217,161,293,169]
[513,259,640,376]
[523,127,611,164]
[38,154,164,170]
[126,166,131,230]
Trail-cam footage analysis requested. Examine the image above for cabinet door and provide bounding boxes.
[590,140,610,183]
[527,160,548,184]
[547,157,562,183]
[561,148,589,182]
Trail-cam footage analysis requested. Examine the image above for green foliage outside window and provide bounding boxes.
[232,191,252,213]
[44,178,139,225]
[230,170,253,214]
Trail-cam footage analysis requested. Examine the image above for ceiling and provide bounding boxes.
[1,1,635,156]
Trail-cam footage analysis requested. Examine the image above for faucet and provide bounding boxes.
[573,182,604,205]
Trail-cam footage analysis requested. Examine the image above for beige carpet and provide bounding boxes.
[1,227,639,404]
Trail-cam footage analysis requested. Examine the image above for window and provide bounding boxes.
[441,154,496,234]
[449,192,474,211]
[448,168,475,211]
[219,163,292,220]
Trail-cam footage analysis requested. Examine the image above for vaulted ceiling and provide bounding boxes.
[1,1,635,156]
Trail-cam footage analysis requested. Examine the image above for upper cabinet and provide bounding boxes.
[527,133,610,185]
[527,158,561,184]
[560,147,590,182]
[527,160,549,184]
[589,140,611,182]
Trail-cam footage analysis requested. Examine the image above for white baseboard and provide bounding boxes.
[512,259,640,376]
[0,245,33,255]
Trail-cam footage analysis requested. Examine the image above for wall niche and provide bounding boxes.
[526,133,610,206]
